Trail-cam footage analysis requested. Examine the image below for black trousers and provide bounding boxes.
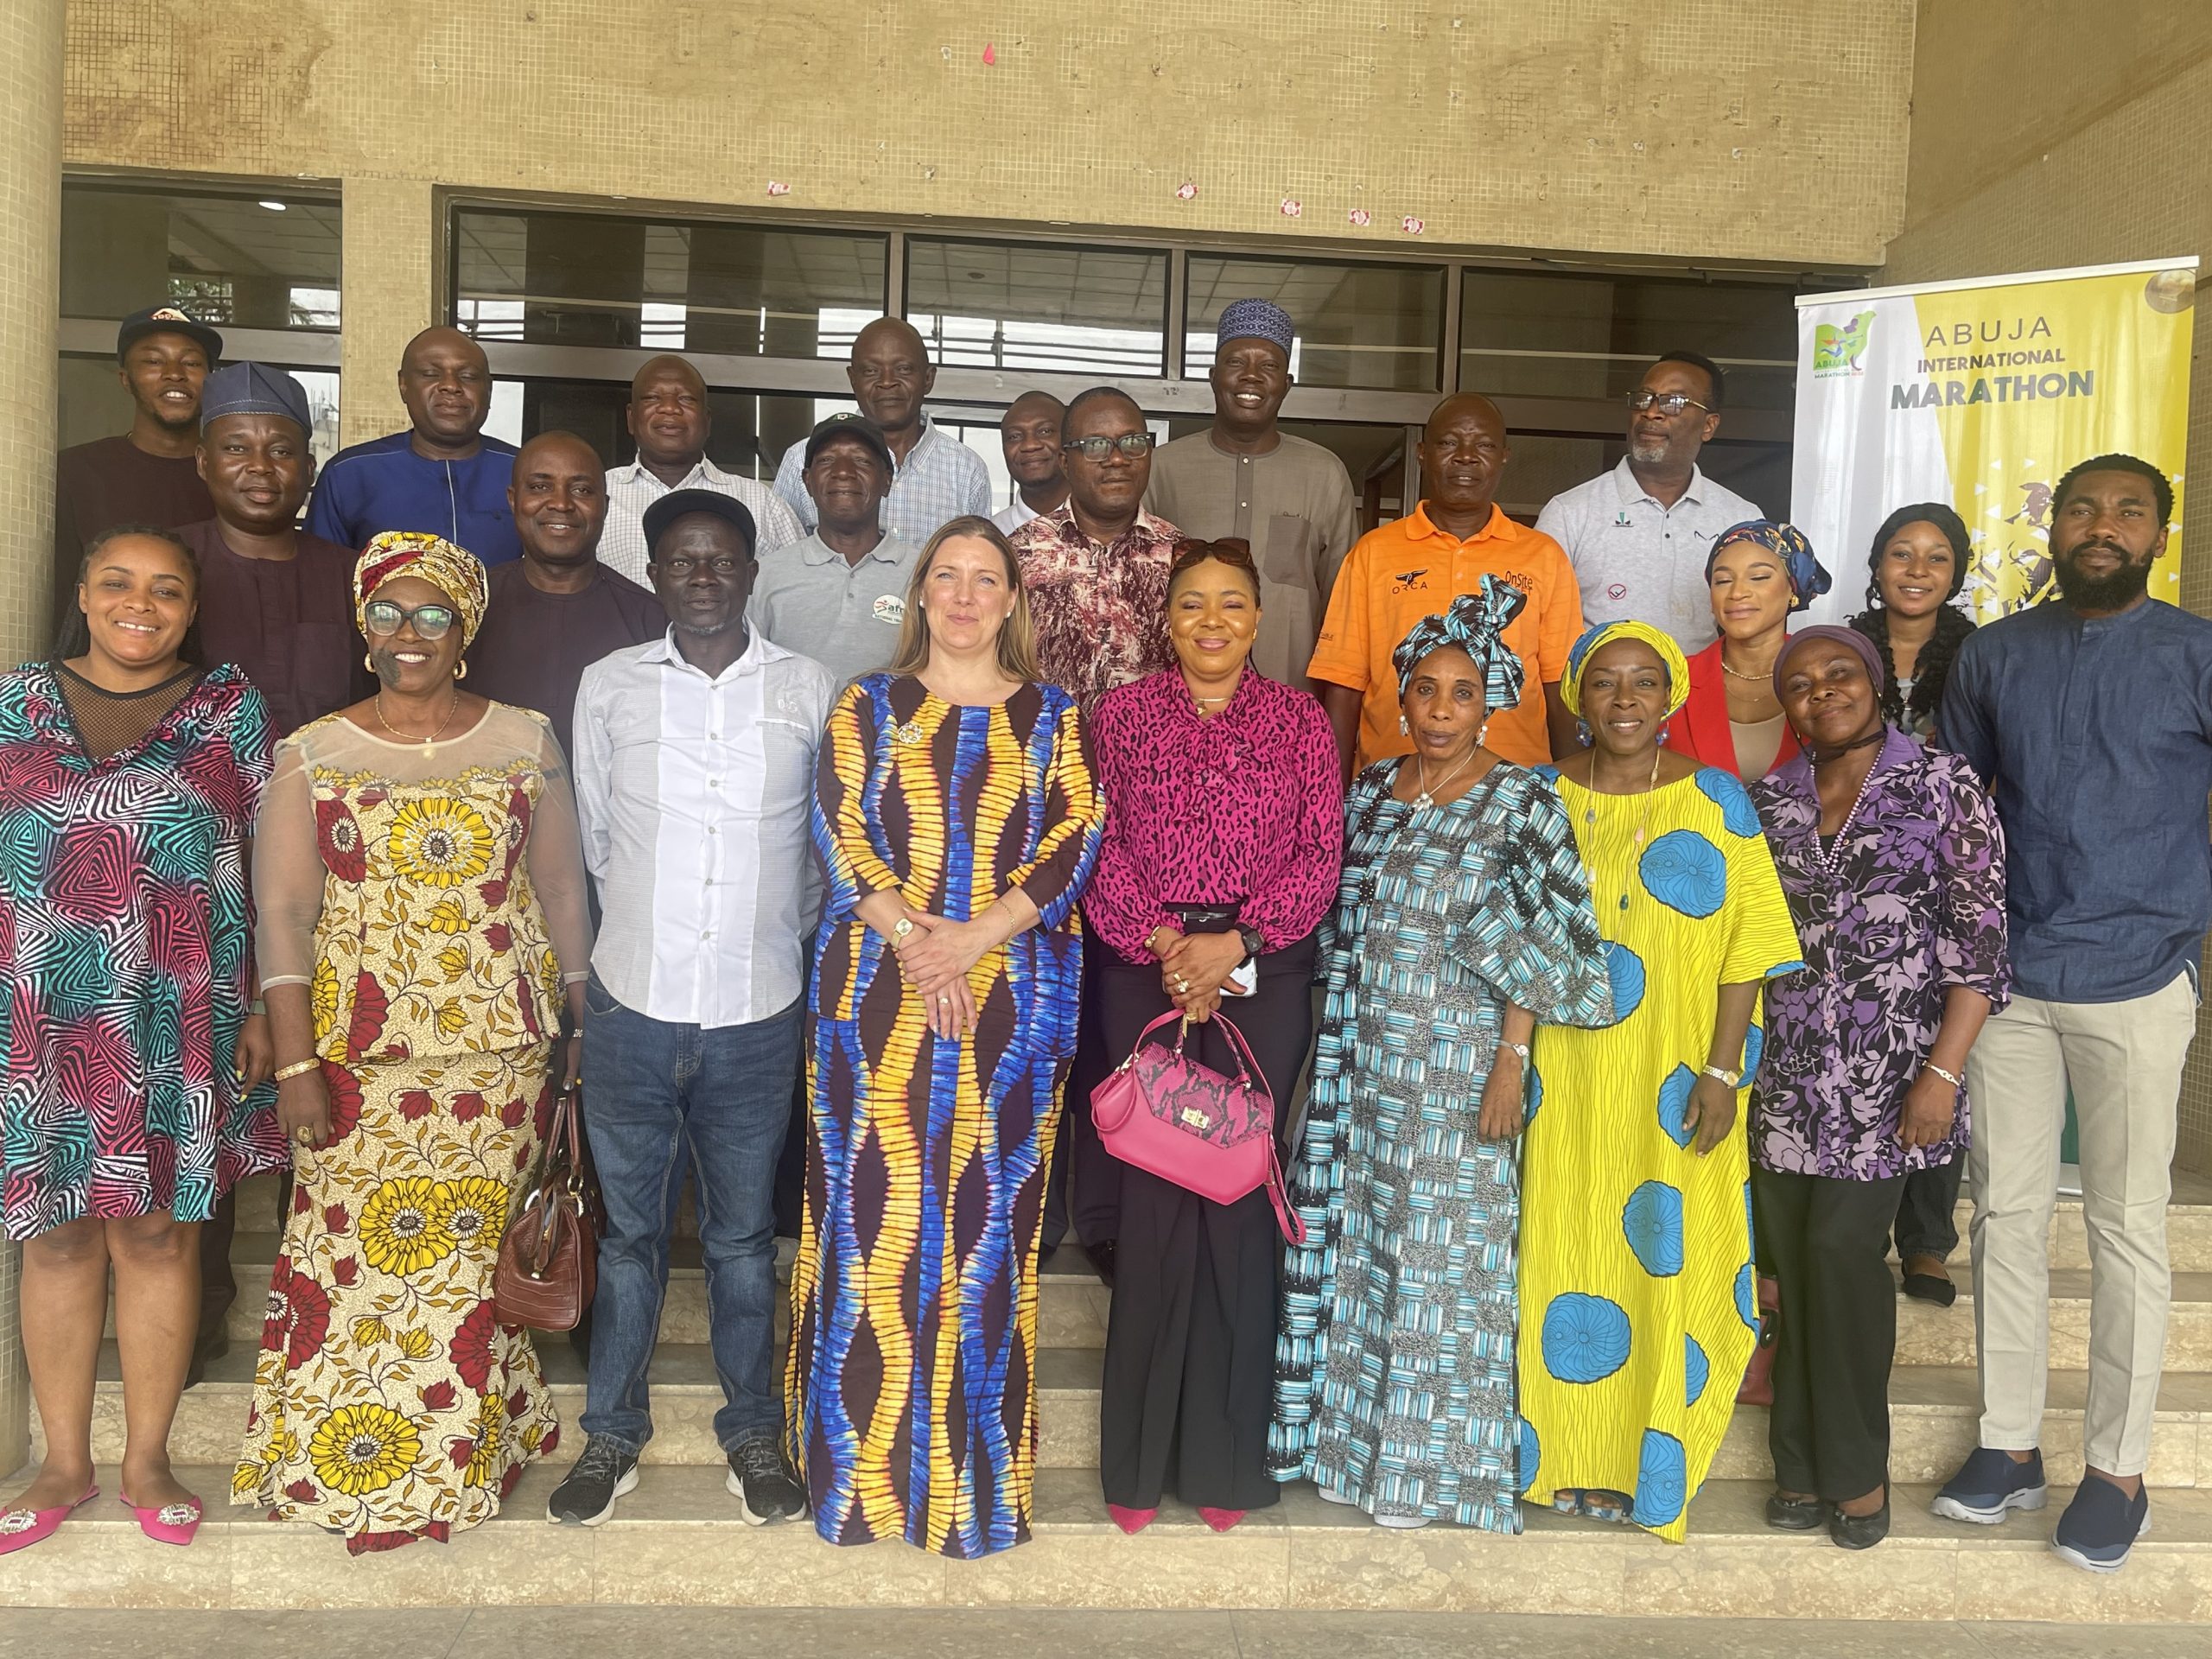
[1891,1155,1962,1262]
[1096,933,1314,1511]
[1753,1166,1907,1502]
[1046,931,1125,1250]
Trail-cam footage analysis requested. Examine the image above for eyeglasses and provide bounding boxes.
[655,553,748,578]
[362,600,458,640]
[1627,390,1713,417]
[1062,433,1158,461]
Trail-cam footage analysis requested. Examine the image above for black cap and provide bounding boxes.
[804,412,895,474]
[116,304,224,365]
[642,487,757,562]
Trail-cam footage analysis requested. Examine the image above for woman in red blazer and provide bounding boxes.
[1664,520,1831,780]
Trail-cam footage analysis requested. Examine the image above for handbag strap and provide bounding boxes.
[1115,1007,1272,1103]
[1265,1140,1306,1246]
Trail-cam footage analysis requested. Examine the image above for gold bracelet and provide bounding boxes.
[274,1058,321,1083]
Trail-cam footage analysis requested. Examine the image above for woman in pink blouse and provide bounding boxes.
[1084,537,1344,1535]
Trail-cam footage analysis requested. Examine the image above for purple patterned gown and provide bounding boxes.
[1747,728,2011,1177]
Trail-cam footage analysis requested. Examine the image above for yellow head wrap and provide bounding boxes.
[1560,620,1691,720]
[353,531,491,650]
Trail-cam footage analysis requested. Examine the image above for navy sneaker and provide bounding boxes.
[1930,1446,2048,1524]
[2052,1477,2151,1573]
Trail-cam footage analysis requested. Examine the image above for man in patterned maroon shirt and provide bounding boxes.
[1009,386,1182,717]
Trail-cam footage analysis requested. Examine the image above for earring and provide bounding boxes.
[364,652,376,676]
[1399,714,1410,735]
[1576,720,1592,748]
[454,659,468,681]
[1656,725,1669,746]
[1478,720,1491,749]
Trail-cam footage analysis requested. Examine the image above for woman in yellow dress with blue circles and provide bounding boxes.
[1518,620,1803,1541]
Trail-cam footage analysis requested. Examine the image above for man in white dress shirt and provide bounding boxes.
[1534,350,1761,652]
[550,487,832,1531]
[991,390,1067,534]
[600,354,804,584]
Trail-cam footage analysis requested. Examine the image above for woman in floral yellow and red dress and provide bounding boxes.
[232,532,592,1552]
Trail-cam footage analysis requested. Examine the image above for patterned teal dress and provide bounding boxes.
[1269,759,1613,1530]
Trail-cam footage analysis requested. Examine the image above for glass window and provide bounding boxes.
[906,239,1168,377]
[1186,256,1443,391]
[1458,270,1801,412]
[60,184,341,331]
[453,208,887,357]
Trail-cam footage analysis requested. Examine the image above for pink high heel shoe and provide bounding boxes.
[0,1484,99,1555]
[1107,1503,1157,1535]
[1198,1507,1246,1533]
[119,1491,203,1546]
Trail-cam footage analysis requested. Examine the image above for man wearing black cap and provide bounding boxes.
[466,429,666,759]
[749,413,916,687]
[556,487,830,1529]
[53,304,224,627]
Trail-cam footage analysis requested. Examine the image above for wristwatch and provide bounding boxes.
[890,916,914,949]
[1701,1063,1743,1088]
[1234,924,1267,965]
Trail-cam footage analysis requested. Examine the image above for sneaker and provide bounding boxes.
[546,1434,639,1527]
[726,1435,807,1527]
[1931,1446,2047,1524]
[2052,1477,2151,1573]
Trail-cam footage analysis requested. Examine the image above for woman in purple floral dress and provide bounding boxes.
[1748,626,2009,1551]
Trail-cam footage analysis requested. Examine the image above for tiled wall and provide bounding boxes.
[0,0,64,1479]
[1885,6,2212,1171]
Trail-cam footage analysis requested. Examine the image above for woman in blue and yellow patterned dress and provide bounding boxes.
[232,533,592,1553]
[788,517,1103,1560]
[1518,620,1802,1541]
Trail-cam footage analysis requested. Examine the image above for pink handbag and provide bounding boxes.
[1090,1009,1306,1243]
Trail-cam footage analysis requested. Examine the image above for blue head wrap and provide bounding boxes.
[1391,576,1529,712]
[1705,519,1832,613]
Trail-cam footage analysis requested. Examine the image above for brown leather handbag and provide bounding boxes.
[493,1080,599,1331]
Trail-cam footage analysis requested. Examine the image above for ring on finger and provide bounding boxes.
[293,1126,315,1147]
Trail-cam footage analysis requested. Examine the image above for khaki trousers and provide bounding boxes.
[1965,971,2194,1477]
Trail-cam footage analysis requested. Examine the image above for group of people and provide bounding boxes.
[1,296,2202,1586]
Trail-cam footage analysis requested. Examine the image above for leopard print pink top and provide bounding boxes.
[1084,666,1344,965]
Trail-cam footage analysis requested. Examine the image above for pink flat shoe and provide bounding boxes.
[1198,1507,1246,1533]
[119,1491,203,1546]
[1107,1503,1157,1535]
[0,1484,99,1555]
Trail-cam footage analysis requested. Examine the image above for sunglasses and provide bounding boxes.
[1168,537,1257,576]
[1062,433,1158,461]
[363,600,458,641]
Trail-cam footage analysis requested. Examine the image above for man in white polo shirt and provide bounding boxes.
[1535,350,1761,652]
[551,487,832,1532]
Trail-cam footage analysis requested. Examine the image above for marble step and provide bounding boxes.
[47,1339,2212,1493]
[219,1167,2212,1278]
[3,1465,2209,1620]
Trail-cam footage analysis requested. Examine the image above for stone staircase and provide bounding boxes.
[10,1170,2212,1619]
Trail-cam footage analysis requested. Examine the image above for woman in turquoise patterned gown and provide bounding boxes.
[1268,582,1614,1532]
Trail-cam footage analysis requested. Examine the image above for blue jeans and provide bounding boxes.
[579,979,802,1453]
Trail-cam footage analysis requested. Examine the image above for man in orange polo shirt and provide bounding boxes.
[1310,392,1584,773]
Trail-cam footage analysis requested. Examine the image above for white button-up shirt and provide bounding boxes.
[1534,457,1763,652]
[571,627,834,1029]
[601,457,806,587]
[773,411,993,544]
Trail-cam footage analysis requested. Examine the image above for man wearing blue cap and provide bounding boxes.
[1146,298,1357,694]
[177,360,366,1383]
[52,304,223,630]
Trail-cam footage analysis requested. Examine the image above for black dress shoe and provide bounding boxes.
[1083,1239,1117,1287]
[1901,1270,1958,1306]
[1765,1491,1825,1531]
[1829,1487,1891,1550]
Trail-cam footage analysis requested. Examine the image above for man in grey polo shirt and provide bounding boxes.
[751,414,919,685]
[1535,350,1762,652]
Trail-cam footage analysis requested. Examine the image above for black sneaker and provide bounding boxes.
[726,1434,807,1526]
[546,1434,639,1527]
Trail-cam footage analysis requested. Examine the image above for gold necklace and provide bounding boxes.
[1580,747,1665,912]
[376,690,462,760]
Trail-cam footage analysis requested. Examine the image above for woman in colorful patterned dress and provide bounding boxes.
[788,516,1103,1559]
[0,526,281,1555]
[1269,582,1614,1534]
[1750,626,2007,1549]
[1084,538,1343,1535]
[232,532,592,1553]
[1518,620,1802,1540]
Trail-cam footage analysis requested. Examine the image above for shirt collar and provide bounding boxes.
[1407,501,1510,545]
[799,530,906,567]
[639,624,791,683]
[610,456,726,492]
[1611,456,1708,508]
[1043,502,1177,551]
